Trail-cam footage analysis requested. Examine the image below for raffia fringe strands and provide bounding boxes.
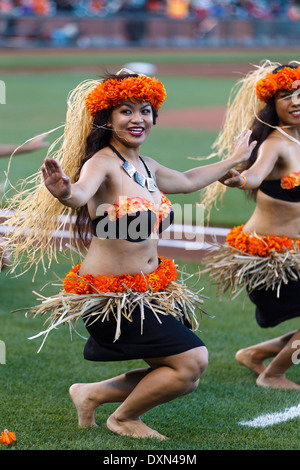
[0,71,166,280]
[203,241,300,300]
[199,60,300,221]
[13,267,209,353]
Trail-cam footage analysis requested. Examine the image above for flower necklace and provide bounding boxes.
[109,144,157,192]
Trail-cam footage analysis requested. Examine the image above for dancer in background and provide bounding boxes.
[202,61,300,390]
[2,69,255,439]
[0,134,49,270]
[0,134,48,158]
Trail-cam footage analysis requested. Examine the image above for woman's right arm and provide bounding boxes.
[223,138,281,190]
[41,155,108,207]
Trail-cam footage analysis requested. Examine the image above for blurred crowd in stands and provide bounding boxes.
[0,0,299,20]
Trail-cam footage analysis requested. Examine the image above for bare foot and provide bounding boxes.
[69,383,100,427]
[107,413,169,440]
[256,372,300,390]
[235,348,266,375]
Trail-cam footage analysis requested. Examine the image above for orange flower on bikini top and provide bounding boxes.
[106,192,172,233]
[63,256,178,295]
[280,171,300,189]
[226,225,300,257]
[0,429,17,446]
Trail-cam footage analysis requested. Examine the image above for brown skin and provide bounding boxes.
[0,134,49,157]
[224,90,300,390]
[42,99,256,438]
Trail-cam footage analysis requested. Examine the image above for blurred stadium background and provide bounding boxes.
[0,0,300,48]
[1,0,299,258]
[1,2,300,452]
[1,0,299,237]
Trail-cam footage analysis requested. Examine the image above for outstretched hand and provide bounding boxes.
[27,134,50,151]
[41,157,71,199]
[232,130,257,164]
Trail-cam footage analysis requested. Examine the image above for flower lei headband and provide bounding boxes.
[85,74,167,117]
[255,66,300,103]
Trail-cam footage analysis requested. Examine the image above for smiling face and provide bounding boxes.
[108,99,154,149]
[275,89,300,127]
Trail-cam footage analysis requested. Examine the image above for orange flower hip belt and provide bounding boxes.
[63,256,178,295]
[203,225,300,298]
[226,225,300,257]
[22,256,206,351]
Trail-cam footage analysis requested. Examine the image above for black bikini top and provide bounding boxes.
[259,171,300,203]
[91,151,174,242]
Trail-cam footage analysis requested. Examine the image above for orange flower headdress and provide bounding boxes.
[199,60,300,220]
[85,70,166,117]
[255,65,300,103]
[1,69,166,278]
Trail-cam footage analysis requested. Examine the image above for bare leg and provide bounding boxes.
[107,346,208,439]
[70,346,208,439]
[235,330,297,375]
[69,367,152,427]
[256,329,300,389]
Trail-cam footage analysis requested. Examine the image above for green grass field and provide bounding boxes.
[0,50,299,452]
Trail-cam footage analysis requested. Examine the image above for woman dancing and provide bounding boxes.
[202,61,300,391]
[2,69,255,439]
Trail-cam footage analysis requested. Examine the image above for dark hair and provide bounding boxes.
[73,73,159,248]
[245,64,298,199]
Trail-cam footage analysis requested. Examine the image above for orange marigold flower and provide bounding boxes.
[281,171,300,189]
[226,225,299,257]
[86,76,166,117]
[255,66,300,103]
[0,429,17,446]
[63,257,178,295]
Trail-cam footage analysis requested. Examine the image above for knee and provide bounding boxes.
[180,346,209,383]
[193,346,209,378]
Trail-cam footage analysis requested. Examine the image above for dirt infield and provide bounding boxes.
[159,105,225,129]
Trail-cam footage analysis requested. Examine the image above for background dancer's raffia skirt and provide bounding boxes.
[18,257,207,358]
[204,225,300,328]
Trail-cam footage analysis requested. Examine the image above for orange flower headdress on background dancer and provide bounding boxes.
[1,69,166,279]
[199,60,300,221]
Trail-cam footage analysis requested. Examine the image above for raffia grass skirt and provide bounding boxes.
[17,259,208,358]
[204,227,300,328]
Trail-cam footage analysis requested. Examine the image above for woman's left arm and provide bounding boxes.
[152,130,257,194]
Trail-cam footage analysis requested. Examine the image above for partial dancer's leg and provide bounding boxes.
[256,329,300,389]
[70,346,208,439]
[235,330,297,375]
[107,346,208,439]
[69,367,152,427]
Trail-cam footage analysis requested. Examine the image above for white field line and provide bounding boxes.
[239,404,300,428]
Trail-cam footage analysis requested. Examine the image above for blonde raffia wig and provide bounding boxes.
[199,60,300,221]
[1,69,166,278]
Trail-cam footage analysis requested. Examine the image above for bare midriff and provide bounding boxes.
[243,189,300,239]
[79,236,160,277]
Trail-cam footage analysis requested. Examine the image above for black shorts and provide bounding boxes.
[248,278,300,328]
[83,304,205,362]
